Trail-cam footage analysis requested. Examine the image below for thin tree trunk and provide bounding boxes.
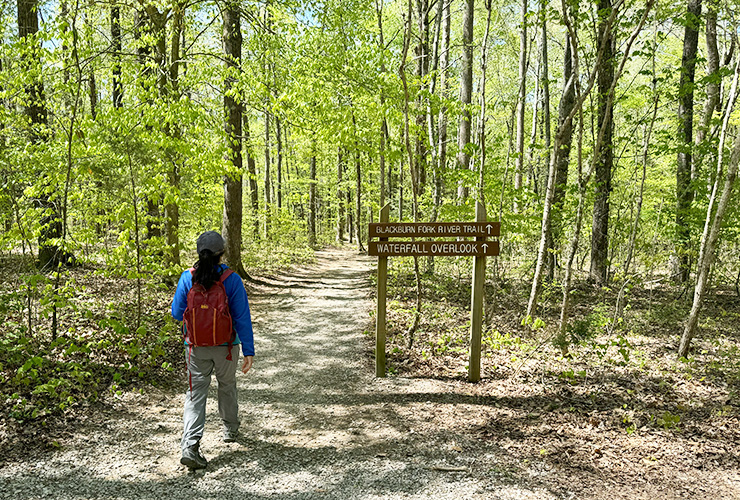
[354,133,365,252]
[513,0,527,206]
[263,107,272,237]
[111,6,122,107]
[678,57,740,358]
[540,2,551,183]
[477,0,493,202]
[547,21,574,281]
[337,147,345,241]
[244,115,259,238]
[625,30,659,275]
[675,0,702,283]
[375,0,388,207]
[415,0,430,191]
[557,99,586,351]
[276,115,283,210]
[308,144,317,248]
[526,46,540,193]
[433,0,450,221]
[398,1,422,344]
[347,166,354,243]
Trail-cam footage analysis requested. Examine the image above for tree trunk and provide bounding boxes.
[625,30,659,275]
[244,115,260,238]
[678,58,740,358]
[434,0,451,222]
[276,115,283,210]
[18,0,62,269]
[375,0,388,208]
[355,138,364,252]
[337,147,345,242]
[675,0,702,283]
[540,2,551,185]
[400,1,422,343]
[308,147,317,248]
[263,107,272,237]
[347,169,354,243]
[476,0,493,202]
[513,0,527,206]
[547,26,575,281]
[456,0,474,201]
[589,0,616,285]
[166,4,184,267]
[696,0,719,148]
[111,6,122,107]
[88,70,97,119]
[221,1,245,274]
[415,0,430,192]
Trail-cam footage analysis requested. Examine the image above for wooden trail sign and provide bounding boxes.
[369,240,499,257]
[369,221,500,239]
[370,202,496,382]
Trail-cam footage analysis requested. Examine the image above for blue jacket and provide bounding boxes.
[171,264,255,357]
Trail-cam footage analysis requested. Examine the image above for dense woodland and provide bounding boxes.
[0,0,739,435]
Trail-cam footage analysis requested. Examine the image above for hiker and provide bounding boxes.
[171,231,254,470]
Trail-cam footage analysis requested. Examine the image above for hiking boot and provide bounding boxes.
[181,444,207,470]
[223,428,239,443]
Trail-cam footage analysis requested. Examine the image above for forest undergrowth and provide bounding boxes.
[372,257,740,495]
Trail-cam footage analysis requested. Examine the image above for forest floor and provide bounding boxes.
[1,247,739,499]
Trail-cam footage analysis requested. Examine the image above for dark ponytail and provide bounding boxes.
[193,249,222,289]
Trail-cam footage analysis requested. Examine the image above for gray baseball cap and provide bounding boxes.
[196,231,225,255]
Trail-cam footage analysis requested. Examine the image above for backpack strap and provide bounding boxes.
[219,268,234,282]
[219,268,235,361]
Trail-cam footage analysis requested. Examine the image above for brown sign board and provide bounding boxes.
[369,221,500,239]
[368,240,500,257]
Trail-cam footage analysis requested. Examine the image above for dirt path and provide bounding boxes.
[0,248,554,499]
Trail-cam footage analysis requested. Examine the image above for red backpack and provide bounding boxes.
[184,268,236,360]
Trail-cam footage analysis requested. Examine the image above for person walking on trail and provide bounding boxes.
[171,231,254,470]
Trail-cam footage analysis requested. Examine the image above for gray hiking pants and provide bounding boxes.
[181,344,240,450]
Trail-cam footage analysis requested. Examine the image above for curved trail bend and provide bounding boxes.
[0,248,550,500]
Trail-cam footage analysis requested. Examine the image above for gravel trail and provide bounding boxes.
[0,248,555,500]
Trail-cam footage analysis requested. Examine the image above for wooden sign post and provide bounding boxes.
[375,204,389,378]
[369,201,499,382]
[469,202,487,382]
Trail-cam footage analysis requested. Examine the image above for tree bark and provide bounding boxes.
[375,0,388,208]
[675,0,702,283]
[513,0,527,206]
[276,115,283,210]
[337,147,345,242]
[415,0,430,191]
[111,6,122,107]
[547,26,575,281]
[18,0,63,269]
[221,1,245,274]
[589,0,616,285]
[434,0,451,222]
[354,133,365,252]
[244,115,259,238]
[476,0,493,202]
[308,146,317,248]
[456,0,474,201]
